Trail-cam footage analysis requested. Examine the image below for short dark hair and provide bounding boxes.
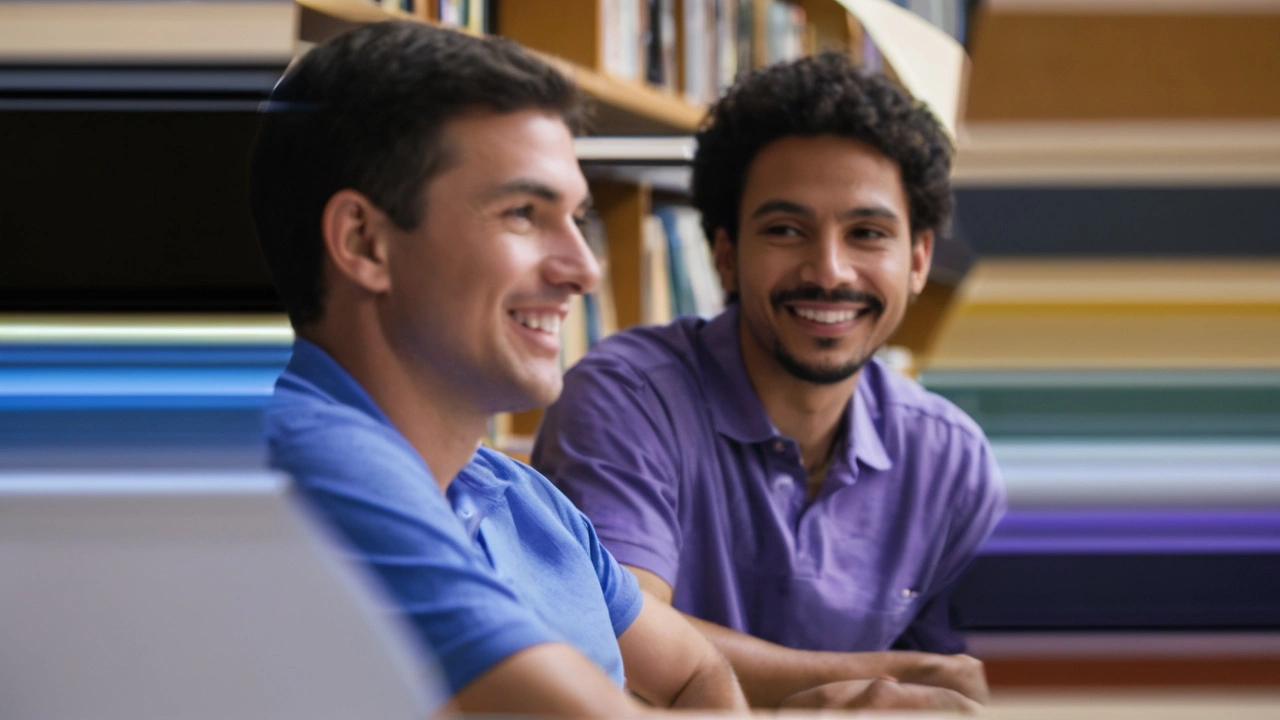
[250,21,586,328]
[691,52,953,246]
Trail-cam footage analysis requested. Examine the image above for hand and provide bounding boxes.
[779,678,981,713]
[894,653,990,704]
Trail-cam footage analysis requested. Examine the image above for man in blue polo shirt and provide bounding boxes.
[534,54,1006,707]
[249,22,753,717]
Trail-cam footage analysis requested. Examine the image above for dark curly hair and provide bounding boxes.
[250,21,585,328]
[692,52,952,246]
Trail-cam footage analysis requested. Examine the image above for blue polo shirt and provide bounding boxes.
[264,339,643,693]
[533,307,1005,654]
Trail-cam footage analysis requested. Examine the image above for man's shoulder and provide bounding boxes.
[470,447,570,506]
[865,358,987,447]
[470,447,593,536]
[264,376,424,484]
[576,315,709,386]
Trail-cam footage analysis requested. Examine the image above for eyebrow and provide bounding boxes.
[486,178,592,212]
[749,199,900,223]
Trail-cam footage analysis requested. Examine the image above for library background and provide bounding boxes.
[2,0,1279,715]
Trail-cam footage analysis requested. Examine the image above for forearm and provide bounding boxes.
[665,645,750,712]
[684,614,920,707]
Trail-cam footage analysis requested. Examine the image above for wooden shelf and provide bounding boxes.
[297,0,421,24]
[296,0,705,135]
[548,58,704,134]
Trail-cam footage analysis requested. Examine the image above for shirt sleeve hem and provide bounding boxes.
[597,537,679,591]
[609,582,645,638]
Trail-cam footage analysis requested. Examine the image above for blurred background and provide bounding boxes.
[2,0,1278,711]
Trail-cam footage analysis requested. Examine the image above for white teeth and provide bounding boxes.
[512,311,562,334]
[794,307,857,324]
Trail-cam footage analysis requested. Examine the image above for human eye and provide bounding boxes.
[850,225,890,241]
[763,223,804,240]
[503,204,535,222]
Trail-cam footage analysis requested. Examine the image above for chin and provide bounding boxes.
[513,372,563,411]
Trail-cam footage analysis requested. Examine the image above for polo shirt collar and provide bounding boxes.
[699,306,777,445]
[284,337,505,528]
[699,306,893,472]
[845,371,893,472]
[283,337,397,430]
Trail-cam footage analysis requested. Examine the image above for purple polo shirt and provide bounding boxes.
[532,307,1006,654]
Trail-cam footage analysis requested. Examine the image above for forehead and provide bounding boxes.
[740,135,907,214]
[435,109,586,198]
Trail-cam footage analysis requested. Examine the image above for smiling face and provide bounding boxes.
[382,109,598,413]
[716,135,933,386]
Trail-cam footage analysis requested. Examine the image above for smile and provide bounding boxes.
[791,307,860,325]
[783,302,872,337]
[509,310,563,335]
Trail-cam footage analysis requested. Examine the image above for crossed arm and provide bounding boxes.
[452,590,748,718]
[625,565,988,710]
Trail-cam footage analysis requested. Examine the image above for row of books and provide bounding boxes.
[372,0,494,34]
[603,0,746,106]
[561,205,724,370]
[603,0,968,104]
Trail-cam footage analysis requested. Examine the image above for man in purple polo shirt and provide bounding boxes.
[533,53,1006,707]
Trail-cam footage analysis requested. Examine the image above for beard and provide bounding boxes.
[767,284,887,385]
[773,337,870,385]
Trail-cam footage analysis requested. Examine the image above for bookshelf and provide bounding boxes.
[2,0,980,452]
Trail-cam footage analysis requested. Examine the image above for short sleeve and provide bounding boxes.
[933,437,1007,592]
[895,432,1006,653]
[267,407,558,693]
[576,507,645,636]
[532,354,684,587]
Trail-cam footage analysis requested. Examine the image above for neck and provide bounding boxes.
[738,315,859,475]
[305,300,486,494]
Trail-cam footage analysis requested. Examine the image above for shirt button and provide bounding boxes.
[773,440,786,453]
[458,508,474,519]
[772,475,792,491]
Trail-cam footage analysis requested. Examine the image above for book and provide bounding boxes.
[581,212,618,341]
[641,215,674,325]
[654,205,725,319]
[715,0,738,93]
[654,207,696,316]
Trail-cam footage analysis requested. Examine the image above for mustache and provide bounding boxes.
[770,285,884,314]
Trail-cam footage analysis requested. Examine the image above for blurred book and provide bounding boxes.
[735,0,754,78]
[681,0,710,103]
[765,1,807,64]
[646,0,677,90]
[438,0,463,25]
[604,0,644,80]
[581,212,618,343]
[641,215,674,325]
[654,205,724,318]
[561,294,589,369]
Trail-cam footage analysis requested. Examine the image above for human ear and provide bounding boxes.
[909,229,935,297]
[320,189,392,294]
[713,228,738,297]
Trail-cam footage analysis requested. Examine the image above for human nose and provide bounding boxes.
[798,228,857,289]
[543,217,601,295]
